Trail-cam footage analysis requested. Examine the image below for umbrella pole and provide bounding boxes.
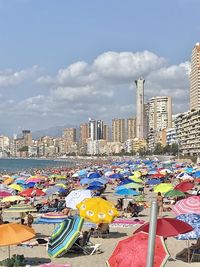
[8,246,10,259]
[146,201,158,267]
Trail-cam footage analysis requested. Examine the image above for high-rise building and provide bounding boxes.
[80,123,89,144]
[135,78,145,138]
[112,119,125,143]
[96,120,104,140]
[148,96,172,131]
[190,42,200,111]
[22,130,32,146]
[103,124,110,141]
[88,118,96,141]
[127,118,136,139]
[62,128,76,142]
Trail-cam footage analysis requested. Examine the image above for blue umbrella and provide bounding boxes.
[86,185,103,190]
[176,213,200,240]
[119,178,133,185]
[80,178,91,185]
[193,171,200,178]
[78,169,88,176]
[89,181,104,187]
[109,173,123,179]
[115,189,139,196]
[90,178,108,185]
[87,172,101,179]
[146,179,161,185]
[45,186,63,196]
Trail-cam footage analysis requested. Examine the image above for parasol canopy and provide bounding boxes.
[65,189,92,210]
[176,213,200,240]
[172,196,200,216]
[154,183,173,193]
[107,231,170,267]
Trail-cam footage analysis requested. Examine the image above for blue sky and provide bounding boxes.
[0,0,199,134]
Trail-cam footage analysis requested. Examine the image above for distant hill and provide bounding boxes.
[32,124,79,139]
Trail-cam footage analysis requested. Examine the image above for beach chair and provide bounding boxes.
[190,249,200,262]
[70,231,101,255]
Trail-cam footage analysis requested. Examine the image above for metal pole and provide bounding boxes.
[146,201,158,267]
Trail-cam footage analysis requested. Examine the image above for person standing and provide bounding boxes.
[156,192,163,217]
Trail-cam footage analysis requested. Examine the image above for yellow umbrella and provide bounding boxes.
[56,183,67,189]
[129,176,144,183]
[133,171,141,178]
[154,183,174,193]
[1,196,25,203]
[76,197,118,224]
[9,184,23,192]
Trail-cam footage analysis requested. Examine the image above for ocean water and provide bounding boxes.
[0,158,74,172]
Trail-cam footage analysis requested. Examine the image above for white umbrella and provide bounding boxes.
[65,189,92,210]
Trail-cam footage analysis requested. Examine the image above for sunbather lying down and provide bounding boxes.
[20,238,49,247]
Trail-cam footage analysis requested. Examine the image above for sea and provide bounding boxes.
[0,158,74,173]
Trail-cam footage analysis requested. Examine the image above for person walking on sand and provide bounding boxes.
[157,192,163,217]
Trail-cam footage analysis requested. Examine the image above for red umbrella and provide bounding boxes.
[172,196,200,215]
[107,232,170,267]
[134,218,193,238]
[151,173,165,179]
[175,181,194,192]
[20,188,45,197]
[0,191,12,198]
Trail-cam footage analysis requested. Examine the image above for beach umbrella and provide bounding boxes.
[115,189,139,196]
[56,183,67,189]
[154,183,173,193]
[4,204,37,213]
[176,172,194,181]
[176,213,200,240]
[107,232,170,267]
[3,177,14,185]
[89,181,104,187]
[174,181,194,192]
[37,212,69,224]
[79,178,90,185]
[0,191,12,198]
[146,179,161,185]
[119,178,133,185]
[1,195,25,202]
[48,215,84,258]
[65,189,92,210]
[164,189,185,198]
[45,186,63,196]
[109,173,123,179]
[9,184,23,192]
[134,218,193,238]
[115,184,142,192]
[76,197,118,224]
[0,184,13,193]
[172,196,200,216]
[20,188,46,197]
[26,178,42,183]
[87,172,101,179]
[193,170,200,178]
[90,177,108,185]
[0,223,35,257]
[129,176,143,183]
[14,178,25,184]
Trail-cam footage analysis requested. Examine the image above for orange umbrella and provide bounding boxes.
[3,177,14,185]
[0,223,35,257]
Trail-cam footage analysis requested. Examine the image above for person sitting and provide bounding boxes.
[92,223,109,238]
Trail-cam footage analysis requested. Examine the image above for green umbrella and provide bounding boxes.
[4,205,37,213]
[164,189,185,198]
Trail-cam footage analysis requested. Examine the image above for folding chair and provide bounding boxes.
[190,249,200,262]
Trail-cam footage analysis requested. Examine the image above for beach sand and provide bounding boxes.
[0,185,199,267]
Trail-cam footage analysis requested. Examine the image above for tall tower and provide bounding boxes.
[88,118,96,141]
[80,123,89,145]
[96,120,104,140]
[190,42,200,110]
[22,130,32,146]
[135,78,145,138]
[127,118,136,139]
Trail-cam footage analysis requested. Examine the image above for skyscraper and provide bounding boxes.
[135,78,145,138]
[112,119,125,143]
[79,123,89,144]
[88,118,96,141]
[127,118,136,139]
[148,96,172,131]
[22,130,32,146]
[190,42,200,110]
[103,124,110,141]
[96,120,104,140]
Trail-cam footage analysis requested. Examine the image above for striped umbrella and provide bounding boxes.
[4,205,37,213]
[48,215,84,258]
[37,213,69,224]
[172,196,200,216]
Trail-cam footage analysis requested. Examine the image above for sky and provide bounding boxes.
[0,0,200,135]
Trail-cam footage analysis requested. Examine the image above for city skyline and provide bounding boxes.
[0,0,199,134]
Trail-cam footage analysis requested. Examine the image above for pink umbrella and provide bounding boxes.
[26,178,42,183]
[0,191,12,198]
[40,264,71,267]
[172,196,200,216]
